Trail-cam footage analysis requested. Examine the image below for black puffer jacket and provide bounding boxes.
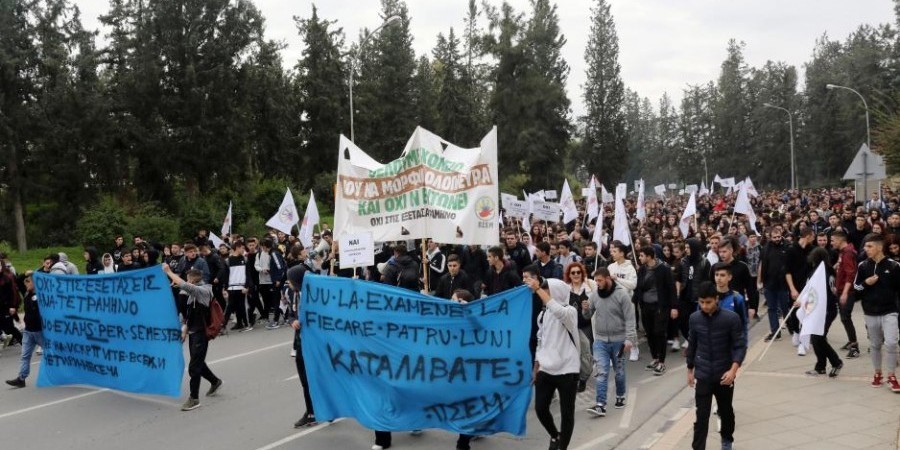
[686,308,746,383]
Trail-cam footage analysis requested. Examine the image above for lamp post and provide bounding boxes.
[349,15,401,143]
[762,103,795,190]
[826,83,872,199]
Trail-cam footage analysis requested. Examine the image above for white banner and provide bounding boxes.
[500,193,517,207]
[532,201,561,222]
[334,126,499,246]
[504,200,529,219]
[654,184,666,196]
[543,190,558,200]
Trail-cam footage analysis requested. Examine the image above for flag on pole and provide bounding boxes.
[679,192,696,237]
[615,183,627,200]
[720,177,735,188]
[654,184,666,196]
[713,174,723,186]
[221,201,233,237]
[266,188,300,235]
[586,176,599,222]
[636,179,646,222]
[613,189,631,246]
[298,191,320,248]
[699,181,709,196]
[592,199,605,248]
[601,185,613,204]
[560,179,578,224]
[209,231,225,250]
[797,262,828,337]
[744,177,758,197]
[734,182,759,234]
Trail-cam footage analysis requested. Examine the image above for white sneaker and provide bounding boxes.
[36,346,42,355]
[671,340,681,352]
[791,333,800,347]
[290,349,296,358]
[629,347,640,361]
[797,344,807,356]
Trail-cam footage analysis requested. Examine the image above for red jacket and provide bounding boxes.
[836,244,857,294]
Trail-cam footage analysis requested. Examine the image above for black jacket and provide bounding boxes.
[505,243,531,276]
[483,261,521,296]
[461,247,488,284]
[23,291,41,332]
[205,252,228,286]
[786,242,812,293]
[686,308,746,383]
[634,261,676,310]
[853,257,900,316]
[759,241,788,291]
[680,238,711,306]
[434,270,475,300]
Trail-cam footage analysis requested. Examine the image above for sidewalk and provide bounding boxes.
[652,309,900,450]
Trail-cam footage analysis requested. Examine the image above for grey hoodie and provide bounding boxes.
[583,281,637,344]
[535,279,581,376]
[58,253,79,275]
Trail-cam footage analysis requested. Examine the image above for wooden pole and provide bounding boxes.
[421,240,429,293]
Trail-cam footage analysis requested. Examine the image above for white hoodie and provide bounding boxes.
[536,279,581,376]
[607,259,637,296]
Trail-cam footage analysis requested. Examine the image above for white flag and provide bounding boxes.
[797,262,829,337]
[713,174,723,185]
[586,175,599,222]
[209,231,225,250]
[720,177,735,188]
[654,184,666,196]
[733,181,759,234]
[706,249,719,265]
[221,201,233,237]
[636,179,646,222]
[266,188,300,235]
[592,198,605,248]
[560,179,578,224]
[601,185,613,204]
[612,190,631,246]
[679,192,696,237]
[298,191,320,249]
[699,181,709,196]
[615,183,627,200]
[744,177,758,198]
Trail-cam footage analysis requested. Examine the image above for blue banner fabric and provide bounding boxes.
[301,274,533,436]
[33,267,185,397]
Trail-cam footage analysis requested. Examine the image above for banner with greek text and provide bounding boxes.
[33,267,184,397]
[301,274,533,436]
[335,126,499,246]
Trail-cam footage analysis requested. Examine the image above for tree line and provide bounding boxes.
[2,0,900,251]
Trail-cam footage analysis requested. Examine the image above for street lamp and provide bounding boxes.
[762,103,796,190]
[825,83,870,150]
[349,15,401,143]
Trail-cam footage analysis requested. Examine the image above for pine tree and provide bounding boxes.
[411,54,439,131]
[580,0,627,186]
[713,40,751,175]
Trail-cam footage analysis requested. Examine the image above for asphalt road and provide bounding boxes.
[0,318,767,450]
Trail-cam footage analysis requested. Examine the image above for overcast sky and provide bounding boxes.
[77,0,895,117]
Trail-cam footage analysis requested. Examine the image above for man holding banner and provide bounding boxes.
[525,269,581,450]
[163,264,223,411]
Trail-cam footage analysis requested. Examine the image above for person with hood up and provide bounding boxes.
[678,238,712,344]
[100,253,116,274]
[83,247,102,275]
[380,243,421,291]
[528,276,581,450]
[58,252,79,275]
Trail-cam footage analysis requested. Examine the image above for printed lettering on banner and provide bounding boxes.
[504,200,529,219]
[543,190,558,200]
[33,267,184,397]
[335,127,499,245]
[301,275,533,436]
[531,201,561,222]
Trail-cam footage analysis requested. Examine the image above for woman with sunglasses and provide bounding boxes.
[565,262,596,393]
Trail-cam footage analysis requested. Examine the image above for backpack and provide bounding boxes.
[205,300,225,340]
[397,263,419,289]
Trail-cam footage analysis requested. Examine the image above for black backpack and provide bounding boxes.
[397,263,419,290]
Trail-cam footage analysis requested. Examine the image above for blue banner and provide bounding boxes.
[33,267,185,397]
[301,274,533,436]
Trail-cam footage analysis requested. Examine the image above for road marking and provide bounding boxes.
[0,340,291,420]
[619,387,637,429]
[253,419,344,450]
[571,432,617,450]
[283,375,299,382]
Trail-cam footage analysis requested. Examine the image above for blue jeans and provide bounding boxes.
[18,330,44,380]
[593,340,626,406]
[764,288,791,333]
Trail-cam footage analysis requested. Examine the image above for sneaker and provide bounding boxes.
[775,332,782,341]
[5,377,25,388]
[645,360,659,371]
[206,379,223,397]
[548,438,560,450]
[683,341,689,349]
[410,430,423,436]
[805,369,825,376]
[265,321,279,330]
[791,333,800,347]
[181,398,200,411]
[371,446,385,450]
[847,348,861,359]
[586,404,607,417]
[614,397,626,408]
[577,379,587,393]
[797,344,807,356]
[871,373,884,388]
[671,340,681,352]
[629,347,640,361]
[290,349,297,358]
[35,346,42,355]
[840,341,852,350]
[722,440,734,450]
[828,362,843,378]
[888,375,900,393]
[241,326,254,332]
[653,363,667,376]
[294,412,317,428]
[1,334,11,348]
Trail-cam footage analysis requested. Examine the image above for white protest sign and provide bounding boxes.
[685,184,698,194]
[532,201,561,221]
[504,200,530,219]
[338,232,375,268]
[500,193,518,207]
[543,190,558,200]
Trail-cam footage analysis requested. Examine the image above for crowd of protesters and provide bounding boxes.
[1,184,898,450]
